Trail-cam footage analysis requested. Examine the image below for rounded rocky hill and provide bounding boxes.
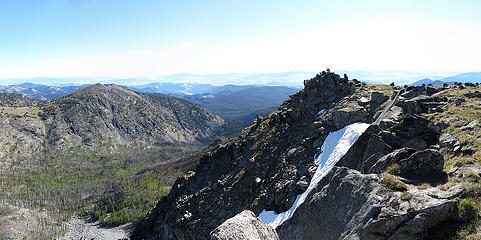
[42,84,226,149]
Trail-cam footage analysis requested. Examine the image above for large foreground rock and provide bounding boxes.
[210,210,279,240]
[276,167,458,240]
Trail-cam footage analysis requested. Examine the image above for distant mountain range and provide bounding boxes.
[409,78,447,86]
[1,70,472,87]
[0,72,314,87]
[0,83,89,100]
[0,81,300,100]
[410,72,481,86]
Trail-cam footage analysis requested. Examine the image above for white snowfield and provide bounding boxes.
[258,122,370,229]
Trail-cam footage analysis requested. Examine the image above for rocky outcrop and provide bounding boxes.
[398,149,444,176]
[464,91,481,98]
[459,120,477,131]
[276,167,459,240]
[210,210,279,240]
[132,71,388,239]
[336,125,392,171]
[396,86,447,115]
[387,114,441,150]
[439,133,459,148]
[132,71,460,240]
[338,113,442,175]
[368,148,416,174]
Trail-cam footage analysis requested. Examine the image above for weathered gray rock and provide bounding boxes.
[371,92,389,103]
[338,125,392,171]
[400,86,438,98]
[388,115,440,150]
[397,94,446,115]
[455,98,465,106]
[359,97,370,105]
[210,210,279,240]
[370,91,389,109]
[276,167,459,240]
[399,149,444,176]
[328,107,367,129]
[464,91,481,98]
[368,148,416,174]
[424,185,464,199]
[439,133,459,148]
[460,120,477,131]
[378,119,397,130]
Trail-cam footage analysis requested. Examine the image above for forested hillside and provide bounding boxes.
[0,85,226,239]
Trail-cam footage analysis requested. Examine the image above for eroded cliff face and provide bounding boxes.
[133,71,398,239]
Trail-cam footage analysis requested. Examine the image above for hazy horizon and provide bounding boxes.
[0,70,468,87]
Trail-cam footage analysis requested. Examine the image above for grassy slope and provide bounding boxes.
[424,85,481,239]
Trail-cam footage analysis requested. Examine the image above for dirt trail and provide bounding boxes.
[59,216,131,240]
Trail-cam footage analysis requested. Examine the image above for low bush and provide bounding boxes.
[417,183,430,190]
[381,173,407,191]
[387,163,401,175]
[400,192,413,201]
[459,198,477,222]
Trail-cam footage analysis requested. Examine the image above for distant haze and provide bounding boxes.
[0,70,463,87]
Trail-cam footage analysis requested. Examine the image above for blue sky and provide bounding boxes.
[1,0,481,79]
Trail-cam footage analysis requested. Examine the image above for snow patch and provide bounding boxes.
[258,122,370,229]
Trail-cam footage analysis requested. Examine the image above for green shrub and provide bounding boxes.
[381,173,407,191]
[454,157,474,167]
[400,192,413,201]
[387,163,401,175]
[465,171,480,181]
[417,183,430,190]
[459,198,477,222]
[464,183,481,198]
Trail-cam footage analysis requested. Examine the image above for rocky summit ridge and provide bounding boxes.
[133,70,473,240]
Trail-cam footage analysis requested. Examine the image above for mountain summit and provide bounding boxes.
[41,84,227,149]
[0,84,227,166]
[133,71,475,239]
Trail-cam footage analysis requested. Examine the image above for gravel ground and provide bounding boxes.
[59,216,132,240]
